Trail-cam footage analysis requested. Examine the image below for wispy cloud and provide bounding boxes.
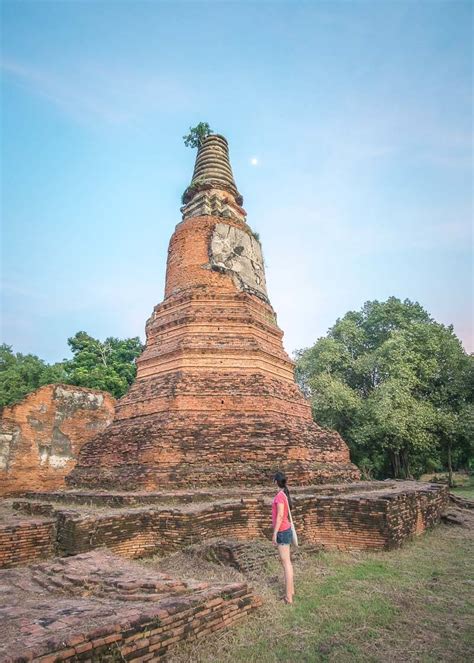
[1,57,189,125]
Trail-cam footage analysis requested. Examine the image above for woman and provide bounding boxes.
[272,471,294,604]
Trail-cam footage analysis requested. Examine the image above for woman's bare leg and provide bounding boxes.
[277,544,294,602]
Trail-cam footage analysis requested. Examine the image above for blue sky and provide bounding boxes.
[1,0,472,363]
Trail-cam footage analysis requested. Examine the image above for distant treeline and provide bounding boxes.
[295,297,473,485]
[0,332,143,405]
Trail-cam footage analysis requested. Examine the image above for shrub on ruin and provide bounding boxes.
[183,122,213,149]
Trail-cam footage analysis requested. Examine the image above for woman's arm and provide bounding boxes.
[272,502,284,545]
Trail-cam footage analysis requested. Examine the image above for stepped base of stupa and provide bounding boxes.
[67,266,361,490]
[66,408,359,490]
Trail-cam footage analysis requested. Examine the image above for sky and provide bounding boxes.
[1,0,472,363]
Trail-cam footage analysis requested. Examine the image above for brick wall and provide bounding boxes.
[0,384,115,496]
[1,483,448,567]
[2,551,262,662]
[386,486,450,546]
[0,518,56,568]
[26,483,447,560]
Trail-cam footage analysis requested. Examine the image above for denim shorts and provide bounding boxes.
[276,526,293,545]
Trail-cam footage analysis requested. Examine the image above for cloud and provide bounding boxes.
[1,57,189,125]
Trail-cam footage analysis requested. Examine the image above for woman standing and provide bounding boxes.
[272,471,295,604]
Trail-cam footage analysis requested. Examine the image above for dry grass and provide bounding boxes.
[141,547,247,586]
[163,523,473,663]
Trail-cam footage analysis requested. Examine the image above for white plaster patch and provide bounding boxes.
[38,445,73,468]
[210,224,268,299]
[0,433,14,471]
[54,386,104,408]
[38,446,49,467]
[47,454,71,469]
[0,427,20,471]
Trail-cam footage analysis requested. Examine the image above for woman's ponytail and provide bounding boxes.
[274,471,293,510]
[283,485,293,511]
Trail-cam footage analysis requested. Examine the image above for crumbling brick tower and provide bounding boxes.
[68,135,360,489]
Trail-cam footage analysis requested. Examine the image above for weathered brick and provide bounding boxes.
[0,385,114,497]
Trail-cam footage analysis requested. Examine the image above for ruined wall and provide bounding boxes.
[0,517,56,568]
[2,551,261,662]
[0,385,115,496]
[6,484,445,565]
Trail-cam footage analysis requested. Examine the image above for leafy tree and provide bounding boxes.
[63,331,143,398]
[0,332,144,406]
[183,122,213,148]
[0,344,66,407]
[296,297,473,480]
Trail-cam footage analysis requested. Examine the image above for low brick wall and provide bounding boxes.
[56,499,264,558]
[386,486,450,546]
[0,517,56,568]
[15,584,259,662]
[9,483,446,562]
[3,483,448,567]
[303,485,449,550]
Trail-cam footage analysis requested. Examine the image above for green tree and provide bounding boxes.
[296,297,473,480]
[0,332,144,407]
[183,122,213,148]
[0,344,66,407]
[63,331,143,398]
[427,339,474,485]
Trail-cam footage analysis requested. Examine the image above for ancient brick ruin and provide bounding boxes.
[7,481,448,562]
[0,134,451,661]
[1,551,261,662]
[68,134,360,490]
[0,384,115,497]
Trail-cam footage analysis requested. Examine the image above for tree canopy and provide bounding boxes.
[295,297,473,482]
[0,344,66,407]
[64,331,143,398]
[0,332,143,408]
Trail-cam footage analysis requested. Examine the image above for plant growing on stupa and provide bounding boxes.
[183,122,213,148]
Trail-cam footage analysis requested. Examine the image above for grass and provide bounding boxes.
[450,475,474,500]
[421,472,474,500]
[166,522,473,663]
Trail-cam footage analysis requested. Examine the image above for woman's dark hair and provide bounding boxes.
[274,471,293,510]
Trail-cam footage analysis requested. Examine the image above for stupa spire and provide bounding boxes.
[181,134,245,222]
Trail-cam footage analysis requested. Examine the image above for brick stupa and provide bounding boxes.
[68,134,360,489]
